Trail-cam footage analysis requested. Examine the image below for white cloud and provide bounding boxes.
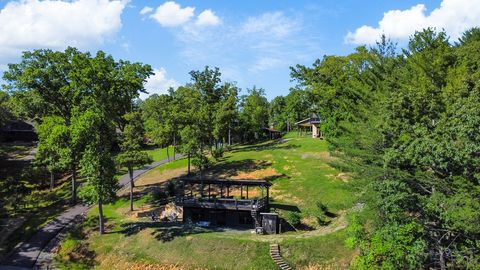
[175,10,318,76]
[195,9,221,27]
[249,57,283,73]
[0,0,126,60]
[241,11,299,39]
[346,0,480,45]
[141,68,179,99]
[140,6,153,15]
[149,1,195,27]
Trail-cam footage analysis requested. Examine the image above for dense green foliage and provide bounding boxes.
[116,112,152,211]
[292,28,480,268]
[3,26,480,268]
[3,47,152,233]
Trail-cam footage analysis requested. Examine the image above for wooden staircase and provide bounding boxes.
[270,243,292,270]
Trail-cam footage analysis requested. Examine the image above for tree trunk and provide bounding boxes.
[71,164,77,204]
[129,166,134,211]
[173,133,176,160]
[166,146,170,161]
[98,198,105,234]
[439,247,446,270]
[50,170,55,190]
[187,153,191,175]
[228,128,231,146]
[41,171,46,187]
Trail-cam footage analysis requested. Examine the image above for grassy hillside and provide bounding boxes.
[56,136,361,269]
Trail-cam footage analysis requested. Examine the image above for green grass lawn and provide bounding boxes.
[114,145,175,179]
[144,145,175,161]
[56,137,361,269]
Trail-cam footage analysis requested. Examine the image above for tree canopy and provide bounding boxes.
[292,28,480,269]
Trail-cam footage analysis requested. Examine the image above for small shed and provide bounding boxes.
[263,127,281,140]
[261,212,279,234]
[295,113,323,139]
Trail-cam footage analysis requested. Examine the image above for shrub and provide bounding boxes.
[192,155,211,172]
[152,188,168,201]
[286,211,301,227]
[212,147,224,160]
[315,201,330,226]
[316,201,328,213]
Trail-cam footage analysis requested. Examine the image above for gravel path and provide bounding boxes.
[0,154,182,270]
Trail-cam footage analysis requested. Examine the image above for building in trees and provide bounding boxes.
[263,127,281,140]
[295,113,323,138]
[0,120,37,142]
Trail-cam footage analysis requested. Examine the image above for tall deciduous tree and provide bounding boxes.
[239,87,269,142]
[116,112,152,211]
[77,108,117,234]
[35,116,70,190]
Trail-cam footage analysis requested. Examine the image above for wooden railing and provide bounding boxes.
[175,196,268,211]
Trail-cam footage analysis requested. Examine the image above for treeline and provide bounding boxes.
[0,49,315,234]
[139,67,316,175]
[292,28,480,269]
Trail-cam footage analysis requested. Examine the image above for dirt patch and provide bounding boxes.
[273,193,303,205]
[301,216,319,228]
[137,168,188,186]
[337,173,350,182]
[97,253,200,270]
[326,173,351,183]
[118,168,187,197]
[230,167,281,180]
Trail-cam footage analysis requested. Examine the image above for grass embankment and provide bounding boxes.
[56,136,362,269]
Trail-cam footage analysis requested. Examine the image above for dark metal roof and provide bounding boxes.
[264,127,280,133]
[178,178,271,186]
[295,113,322,125]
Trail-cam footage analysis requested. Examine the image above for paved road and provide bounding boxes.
[0,154,182,270]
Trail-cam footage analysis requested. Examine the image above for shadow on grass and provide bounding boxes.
[232,141,300,154]
[55,216,98,269]
[207,159,270,178]
[117,221,229,242]
[202,159,288,183]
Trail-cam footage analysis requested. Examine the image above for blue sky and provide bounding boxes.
[1,0,479,99]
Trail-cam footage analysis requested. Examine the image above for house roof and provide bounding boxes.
[294,113,322,126]
[264,127,280,133]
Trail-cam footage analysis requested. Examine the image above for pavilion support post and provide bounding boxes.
[208,184,211,198]
[267,186,270,205]
[227,186,229,197]
[261,186,264,200]
[246,186,249,199]
[241,185,243,199]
